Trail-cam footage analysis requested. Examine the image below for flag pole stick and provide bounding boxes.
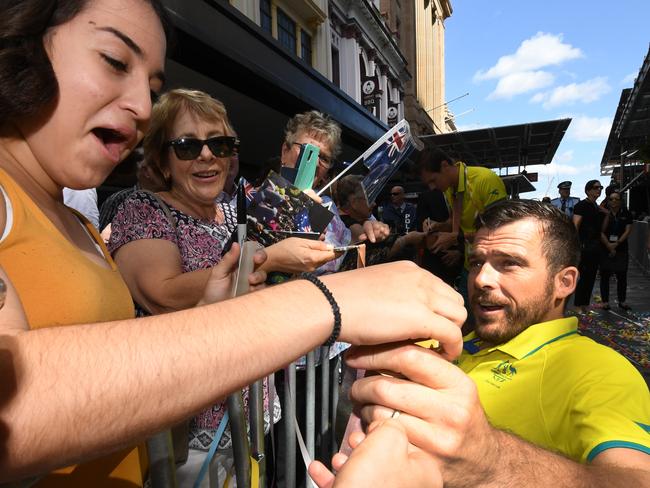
[317,156,363,196]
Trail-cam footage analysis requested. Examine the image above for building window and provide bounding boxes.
[300,30,313,65]
[260,0,271,33]
[331,46,340,87]
[277,8,296,53]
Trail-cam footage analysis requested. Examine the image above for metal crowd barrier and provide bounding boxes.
[147,347,344,488]
[629,220,650,276]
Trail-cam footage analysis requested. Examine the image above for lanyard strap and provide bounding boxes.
[194,412,230,488]
[451,191,464,235]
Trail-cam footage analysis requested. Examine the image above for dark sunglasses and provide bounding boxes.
[390,192,402,196]
[166,136,240,160]
[292,142,333,169]
[590,185,603,190]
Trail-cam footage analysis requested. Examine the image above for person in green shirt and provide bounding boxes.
[418,148,507,308]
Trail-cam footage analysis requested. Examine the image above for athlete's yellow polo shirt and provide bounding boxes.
[457,316,650,463]
[443,161,507,235]
[444,162,506,269]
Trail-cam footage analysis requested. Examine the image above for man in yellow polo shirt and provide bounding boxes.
[345,199,649,486]
[418,148,507,303]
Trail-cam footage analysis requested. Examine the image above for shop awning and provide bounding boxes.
[501,174,536,195]
[601,44,650,171]
[162,0,388,165]
[421,119,571,169]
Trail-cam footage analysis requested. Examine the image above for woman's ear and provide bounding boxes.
[280,141,292,166]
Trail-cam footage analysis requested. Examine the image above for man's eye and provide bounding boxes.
[101,54,128,72]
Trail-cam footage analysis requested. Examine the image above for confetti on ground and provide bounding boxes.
[576,309,650,373]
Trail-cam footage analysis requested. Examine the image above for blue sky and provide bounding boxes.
[444,0,649,200]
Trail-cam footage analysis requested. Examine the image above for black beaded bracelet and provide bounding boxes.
[300,272,341,346]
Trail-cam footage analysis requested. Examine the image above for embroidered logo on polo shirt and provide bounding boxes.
[491,360,517,383]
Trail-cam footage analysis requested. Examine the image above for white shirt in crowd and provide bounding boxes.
[63,188,100,229]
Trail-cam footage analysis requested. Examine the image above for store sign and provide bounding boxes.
[387,102,399,126]
[360,54,381,113]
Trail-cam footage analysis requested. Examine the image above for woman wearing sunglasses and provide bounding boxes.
[0,0,466,484]
[108,89,339,310]
[106,88,343,480]
[599,190,633,311]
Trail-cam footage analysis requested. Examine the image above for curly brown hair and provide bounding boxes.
[0,0,171,127]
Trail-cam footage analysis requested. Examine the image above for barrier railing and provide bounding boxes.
[147,346,344,488]
[629,220,650,276]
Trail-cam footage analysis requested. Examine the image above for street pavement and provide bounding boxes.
[576,261,649,384]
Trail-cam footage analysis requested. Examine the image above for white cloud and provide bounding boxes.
[534,151,598,177]
[474,32,583,81]
[621,72,636,85]
[531,77,611,108]
[530,92,546,104]
[568,115,612,142]
[537,162,581,176]
[487,71,555,100]
[555,150,574,164]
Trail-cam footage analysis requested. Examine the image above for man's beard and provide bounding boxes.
[472,279,555,345]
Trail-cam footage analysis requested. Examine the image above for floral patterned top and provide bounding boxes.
[108,190,237,275]
[108,190,280,450]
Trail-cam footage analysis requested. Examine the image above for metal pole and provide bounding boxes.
[305,351,316,482]
[227,392,251,488]
[208,451,220,488]
[249,380,266,487]
[331,356,341,454]
[284,364,297,488]
[146,430,177,488]
[249,379,266,488]
[320,347,330,460]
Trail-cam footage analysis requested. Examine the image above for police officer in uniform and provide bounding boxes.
[550,181,580,218]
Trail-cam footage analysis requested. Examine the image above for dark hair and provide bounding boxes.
[584,179,601,192]
[331,174,365,209]
[475,199,580,273]
[417,147,454,173]
[0,0,171,127]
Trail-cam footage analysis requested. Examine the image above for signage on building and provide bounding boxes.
[387,102,399,126]
[359,54,381,113]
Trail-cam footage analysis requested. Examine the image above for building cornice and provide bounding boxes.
[433,0,453,20]
[331,0,410,83]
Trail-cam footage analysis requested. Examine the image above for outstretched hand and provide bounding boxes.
[345,343,496,487]
[309,419,442,488]
[322,262,466,359]
[263,237,336,274]
[429,231,458,253]
[357,220,390,244]
[198,243,267,305]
